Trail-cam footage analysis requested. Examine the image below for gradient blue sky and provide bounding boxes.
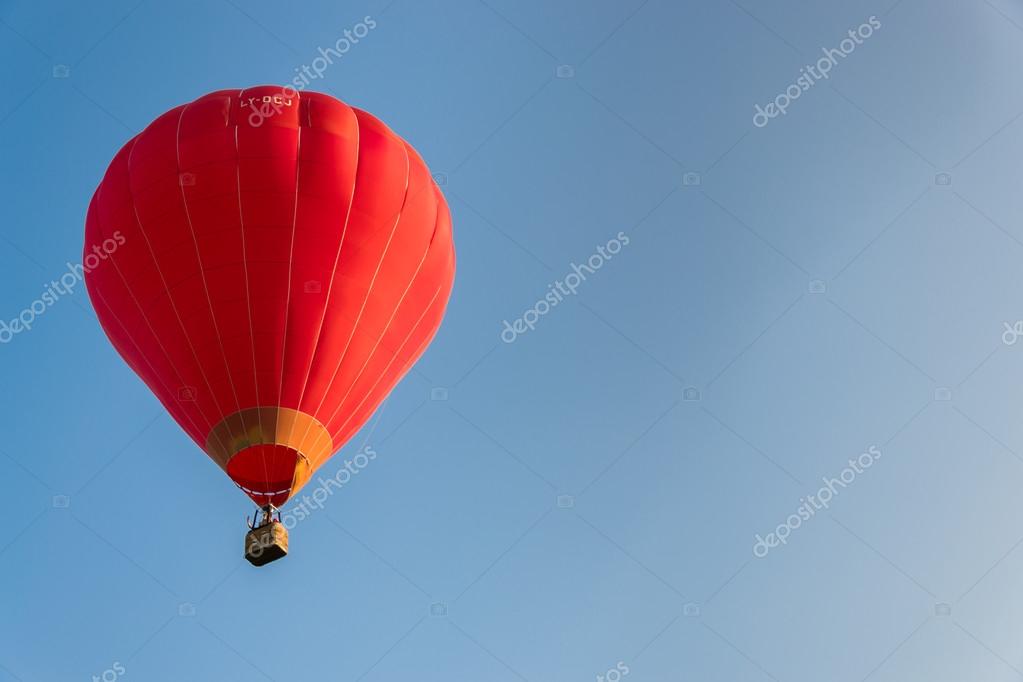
[4,0,1023,680]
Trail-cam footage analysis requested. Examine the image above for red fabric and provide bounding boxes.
[85,87,455,505]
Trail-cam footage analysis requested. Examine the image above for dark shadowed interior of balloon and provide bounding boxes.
[226,444,302,508]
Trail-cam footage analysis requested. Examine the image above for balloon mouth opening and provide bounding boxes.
[227,444,305,507]
[206,406,331,507]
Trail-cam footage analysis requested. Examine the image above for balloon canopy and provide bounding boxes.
[85,86,455,508]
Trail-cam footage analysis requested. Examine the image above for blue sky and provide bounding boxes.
[5,0,1023,680]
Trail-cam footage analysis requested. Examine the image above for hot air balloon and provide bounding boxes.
[84,87,455,565]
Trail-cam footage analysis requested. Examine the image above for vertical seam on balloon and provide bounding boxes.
[329,276,448,444]
[89,283,210,443]
[174,99,246,455]
[277,92,303,498]
[124,118,231,452]
[284,104,360,454]
[93,138,223,451]
[329,207,452,444]
[233,88,269,499]
[319,165,439,432]
[309,134,412,424]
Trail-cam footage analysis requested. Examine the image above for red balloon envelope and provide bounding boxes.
[85,87,455,509]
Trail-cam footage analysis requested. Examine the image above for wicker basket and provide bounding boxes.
[245,521,288,566]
